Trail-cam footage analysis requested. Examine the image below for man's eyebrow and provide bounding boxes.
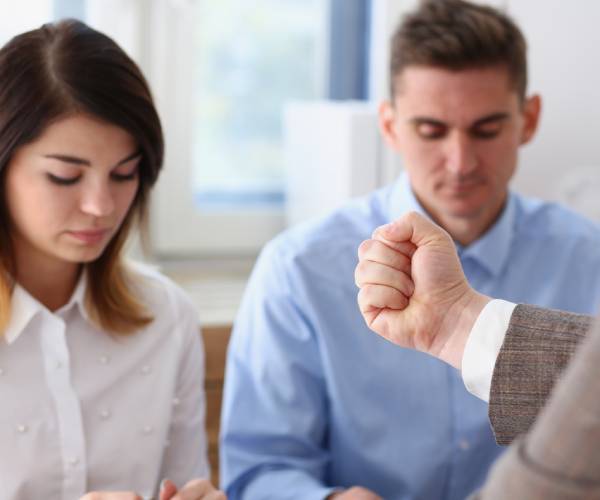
[43,150,142,168]
[409,117,448,127]
[471,112,510,128]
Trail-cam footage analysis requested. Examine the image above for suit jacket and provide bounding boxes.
[473,304,600,499]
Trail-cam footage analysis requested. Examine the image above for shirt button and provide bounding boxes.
[55,361,63,370]
[172,397,181,407]
[458,439,470,451]
[99,409,111,420]
[0,367,4,376]
[98,355,110,365]
[69,457,80,466]
[140,365,152,375]
[143,425,154,435]
[16,424,29,434]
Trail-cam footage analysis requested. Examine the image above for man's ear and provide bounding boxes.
[379,100,402,152]
[520,94,542,145]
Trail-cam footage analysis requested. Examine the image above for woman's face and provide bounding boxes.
[4,113,140,271]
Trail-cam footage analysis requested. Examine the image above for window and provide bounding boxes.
[192,0,328,209]
[145,0,372,256]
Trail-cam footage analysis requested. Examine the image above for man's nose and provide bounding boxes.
[444,133,478,175]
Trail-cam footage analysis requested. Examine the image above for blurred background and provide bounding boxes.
[2,0,600,326]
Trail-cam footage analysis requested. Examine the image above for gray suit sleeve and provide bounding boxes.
[472,309,600,499]
[488,304,592,445]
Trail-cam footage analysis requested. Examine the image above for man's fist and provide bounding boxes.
[355,212,490,368]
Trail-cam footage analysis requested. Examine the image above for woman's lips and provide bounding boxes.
[66,228,110,245]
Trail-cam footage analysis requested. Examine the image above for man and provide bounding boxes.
[355,211,600,498]
[220,1,600,498]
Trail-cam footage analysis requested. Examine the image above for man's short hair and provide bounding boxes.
[390,0,527,100]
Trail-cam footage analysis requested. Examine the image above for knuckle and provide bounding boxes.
[357,286,371,309]
[357,238,373,258]
[355,259,368,277]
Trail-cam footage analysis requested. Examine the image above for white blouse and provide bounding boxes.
[0,263,209,500]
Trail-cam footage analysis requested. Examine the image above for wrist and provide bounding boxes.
[438,291,491,369]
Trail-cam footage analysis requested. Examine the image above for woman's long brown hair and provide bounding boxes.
[0,20,165,334]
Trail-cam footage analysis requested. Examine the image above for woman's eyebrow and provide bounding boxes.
[43,154,90,166]
[42,150,141,168]
[115,150,142,166]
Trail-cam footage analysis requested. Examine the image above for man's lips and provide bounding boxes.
[443,179,484,193]
[66,228,111,244]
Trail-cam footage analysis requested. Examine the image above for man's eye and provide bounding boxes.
[416,123,447,140]
[472,123,503,139]
[46,173,80,185]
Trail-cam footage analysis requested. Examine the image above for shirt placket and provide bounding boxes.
[40,313,87,499]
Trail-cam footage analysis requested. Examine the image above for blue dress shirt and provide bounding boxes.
[220,173,600,500]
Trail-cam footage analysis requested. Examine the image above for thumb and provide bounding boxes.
[159,479,178,500]
[374,211,451,249]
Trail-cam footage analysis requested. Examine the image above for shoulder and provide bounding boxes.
[514,194,600,244]
[125,260,199,326]
[261,187,389,272]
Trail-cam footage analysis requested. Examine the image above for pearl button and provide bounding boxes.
[99,409,111,420]
[98,355,110,365]
[16,424,28,434]
[140,365,151,375]
[172,397,180,407]
[143,425,154,435]
[458,439,470,451]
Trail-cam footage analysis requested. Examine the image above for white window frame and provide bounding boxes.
[145,0,333,257]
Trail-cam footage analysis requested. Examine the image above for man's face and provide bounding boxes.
[379,65,540,231]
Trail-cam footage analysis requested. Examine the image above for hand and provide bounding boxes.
[355,211,490,368]
[327,486,382,499]
[159,478,226,500]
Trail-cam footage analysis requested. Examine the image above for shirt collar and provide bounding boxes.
[458,194,516,277]
[387,171,516,278]
[4,271,89,345]
[388,171,428,220]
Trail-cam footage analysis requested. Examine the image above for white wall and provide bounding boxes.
[507,0,600,218]
[0,1,52,45]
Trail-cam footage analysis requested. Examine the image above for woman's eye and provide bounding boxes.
[111,170,138,182]
[46,173,80,185]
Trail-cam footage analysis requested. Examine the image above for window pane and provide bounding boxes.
[192,0,328,208]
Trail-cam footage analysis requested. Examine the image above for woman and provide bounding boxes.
[0,19,224,500]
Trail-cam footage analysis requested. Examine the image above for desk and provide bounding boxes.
[201,324,232,487]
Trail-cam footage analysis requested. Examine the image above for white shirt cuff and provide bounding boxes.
[461,299,517,402]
